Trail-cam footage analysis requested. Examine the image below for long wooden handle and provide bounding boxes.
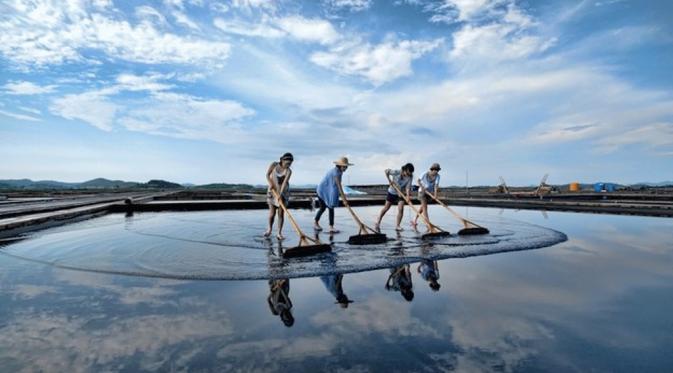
[269,188,311,240]
[424,190,484,229]
[338,186,376,234]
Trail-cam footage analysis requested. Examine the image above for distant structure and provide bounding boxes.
[535,174,553,196]
[493,174,556,197]
[497,176,510,194]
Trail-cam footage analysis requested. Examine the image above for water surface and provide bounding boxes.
[1,207,672,372]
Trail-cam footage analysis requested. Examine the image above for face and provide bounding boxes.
[281,159,293,167]
[340,165,348,172]
[430,168,439,175]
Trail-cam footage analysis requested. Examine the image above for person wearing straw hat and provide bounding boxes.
[264,153,294,240]
[417,259,441,292]
[412,163,441,232]
[314,156,353,233]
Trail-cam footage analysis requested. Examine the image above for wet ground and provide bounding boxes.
[1,206,672,372]
[0,207,565,280]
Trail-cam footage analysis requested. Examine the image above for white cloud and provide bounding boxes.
[424,0,506,24]
[0,0,231,68]
[214,15,340,45]
[276,16,341,45]
[597,122,673,153]
[449,5,554,62]
[215,14,437,86]
[171,10,201,30]
[3,81,57,95]
[18,106,43,115]
[411,1,554,63]
[134,5,168,26]
[48,73,255,137]
[50,91,119,131]
[595,0,627,6]
[231,0,276,11]
[452,25,554,61]
[324,0,373,12]
[0,109,41,122]
[213,17,285,38]
[210,2,229,13]
[115,73,174,92]
[118,92,255,141]
[311,38,442,85]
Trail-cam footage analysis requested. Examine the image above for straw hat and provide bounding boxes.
[333,156,354,166]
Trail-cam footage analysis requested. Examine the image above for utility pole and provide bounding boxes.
[465,169,469,196]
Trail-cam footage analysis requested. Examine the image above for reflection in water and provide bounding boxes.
[267,279,294,327]
[385,264,414,302]
[320,273,352,308]
[417,259,440,291]
[1,209,672,371]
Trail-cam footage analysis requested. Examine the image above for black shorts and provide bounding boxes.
[386,192,400,204]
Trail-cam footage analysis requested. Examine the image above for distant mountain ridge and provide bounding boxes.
[0,178,182,190]
[632,181,673,187]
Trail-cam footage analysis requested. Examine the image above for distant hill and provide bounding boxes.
[0,179,78,189]
[631,181,673,187]
[143,179,183,189]
[0,178,183,190]
[79,178,139,189]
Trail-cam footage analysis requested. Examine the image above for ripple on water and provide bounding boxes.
[0,207,567,280]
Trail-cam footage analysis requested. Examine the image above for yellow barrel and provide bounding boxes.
[569,182,580,192]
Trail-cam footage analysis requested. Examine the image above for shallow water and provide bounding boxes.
[0,206,565,280]
[1,207,672,372]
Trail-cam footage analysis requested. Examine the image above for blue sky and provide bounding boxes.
[1,0,672,185]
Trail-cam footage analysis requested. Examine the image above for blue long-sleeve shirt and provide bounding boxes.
[316,167,343,208]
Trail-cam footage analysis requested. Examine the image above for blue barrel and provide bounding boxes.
[605,183,615,192]
[594,183,604,192]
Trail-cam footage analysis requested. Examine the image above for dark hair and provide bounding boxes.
[401,288,415,302]
[402,163,415,174]
[280,152,294,162]
[280,310,295,327]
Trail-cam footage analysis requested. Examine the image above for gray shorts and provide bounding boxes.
[267,191,289,208]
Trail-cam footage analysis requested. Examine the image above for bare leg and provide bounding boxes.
[395,202,405,230]
[265,206,276,237]
[276,207,285,240]
[413,205,423,227]
[422,199,431,232]
[375,202,393,232]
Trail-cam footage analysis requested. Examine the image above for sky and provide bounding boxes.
[1,0,672,186]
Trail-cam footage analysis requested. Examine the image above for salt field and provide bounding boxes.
[1,207,672,372]
[0,206,566,280]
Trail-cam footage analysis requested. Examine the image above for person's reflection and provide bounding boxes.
[267,279,294,327]
[385,264,414,302]
[321,273,353,308]
[417,259,440,291]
